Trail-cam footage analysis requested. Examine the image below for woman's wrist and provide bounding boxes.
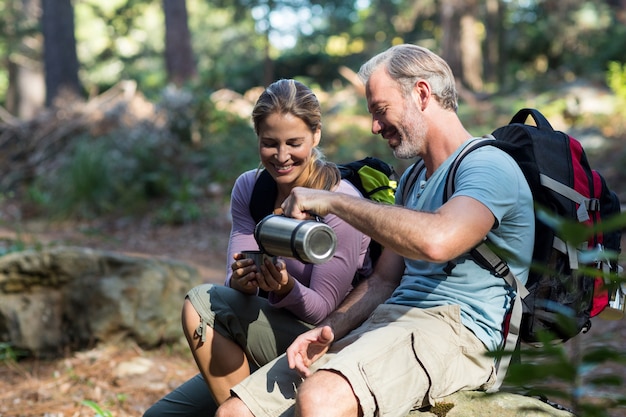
[273,274,295,297]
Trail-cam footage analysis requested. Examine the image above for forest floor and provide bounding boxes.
[0,208,231,417]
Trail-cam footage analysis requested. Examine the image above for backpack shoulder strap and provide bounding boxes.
[444,136,531,393]
[402,135,496,204]
[472,241,530,393]
[401,159,425,204]
[249,170,278,224]
[443,135,496,201]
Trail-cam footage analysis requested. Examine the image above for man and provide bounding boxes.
[215,44,535,417]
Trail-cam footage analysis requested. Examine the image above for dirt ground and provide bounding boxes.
[0,210,232,417]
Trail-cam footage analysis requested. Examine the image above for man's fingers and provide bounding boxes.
[320,326,334,344]
[289,351,311,378]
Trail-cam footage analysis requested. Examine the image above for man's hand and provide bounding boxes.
[281,187,334,220]
[286,325,335,378]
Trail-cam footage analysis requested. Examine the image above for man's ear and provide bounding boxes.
[413,80,431,111]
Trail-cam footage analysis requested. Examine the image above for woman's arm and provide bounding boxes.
[225,171,262,293]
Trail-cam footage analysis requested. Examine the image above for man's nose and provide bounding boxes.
[372,118,384,135]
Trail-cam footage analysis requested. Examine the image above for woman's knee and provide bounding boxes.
[181,298,201,339]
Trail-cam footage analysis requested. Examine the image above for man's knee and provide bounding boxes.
[296,370,359,416]
[215,396,253,417]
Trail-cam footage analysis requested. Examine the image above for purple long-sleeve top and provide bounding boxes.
[225,169,372,324]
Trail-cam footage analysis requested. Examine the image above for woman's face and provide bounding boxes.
[258,112,321,189]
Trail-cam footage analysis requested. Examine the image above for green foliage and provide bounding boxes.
[81,400,114,417]
[498,209,626,417]
[154,181,202,225]
[193,106,260,184]
[0,237,28,257]
[25,85,260,224]
[607,61,626,107]
[504,339,626,417]
[29,127,176,219]
[0,342,28,362]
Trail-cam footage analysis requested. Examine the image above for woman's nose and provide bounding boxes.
[275,146,290,162]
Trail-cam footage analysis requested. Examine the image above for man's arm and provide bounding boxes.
[282,188,494,263]
[287,248,404,376]
[322,248,404,337]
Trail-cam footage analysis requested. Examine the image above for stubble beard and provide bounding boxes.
[391,106,427,160]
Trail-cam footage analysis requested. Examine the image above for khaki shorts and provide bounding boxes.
[186,284,313,368]
[232,304,496,417]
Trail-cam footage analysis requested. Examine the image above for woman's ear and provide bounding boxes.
[313,127,322,147]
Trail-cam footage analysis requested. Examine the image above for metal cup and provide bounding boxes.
[254,214,337,264]
[241,250,275,269]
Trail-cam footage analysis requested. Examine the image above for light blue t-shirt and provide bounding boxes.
[388,138,535,351]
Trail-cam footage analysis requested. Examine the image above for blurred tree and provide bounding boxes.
[484,0,505,86]
[502,0,625,86]
[187,2,264,92]
[41,0,81,106]
[4,0,45,119]
[440,0,483,91]
[213,0,357,85]
[163,0,197,86]
[1,0,624,107]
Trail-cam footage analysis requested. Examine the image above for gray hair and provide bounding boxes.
[358,44,458,112]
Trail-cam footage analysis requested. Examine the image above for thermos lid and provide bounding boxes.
[297,222,337,263]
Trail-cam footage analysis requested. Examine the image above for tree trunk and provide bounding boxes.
[459,0,483,91]
[261,0,275,87]
[439,0,463,81]
[5,0,45,119]
[484,0,504,85]
[440,0,484,92]
[162,0,197,86]
[41,0,81,107]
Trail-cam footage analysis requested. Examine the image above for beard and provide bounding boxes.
[391,102,427,160]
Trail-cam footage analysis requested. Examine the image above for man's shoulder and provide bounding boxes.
[459,144,524,181]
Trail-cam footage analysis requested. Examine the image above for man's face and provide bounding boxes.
[365,68,426,160]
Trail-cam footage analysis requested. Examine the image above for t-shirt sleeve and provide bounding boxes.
[451,146,525,228]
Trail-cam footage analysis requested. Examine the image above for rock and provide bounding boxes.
[409,390,574,417]
[0,246,203,357]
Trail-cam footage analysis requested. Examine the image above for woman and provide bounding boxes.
[144,79,371,416]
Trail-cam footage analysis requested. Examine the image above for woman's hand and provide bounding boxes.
[256,258,294,296]
[229,253,261,294]
[230,253,293,296]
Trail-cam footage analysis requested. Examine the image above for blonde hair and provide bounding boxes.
[358,44,458,112]
[252,79,340,190]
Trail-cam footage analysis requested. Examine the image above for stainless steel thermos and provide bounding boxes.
[254,214,337,264]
